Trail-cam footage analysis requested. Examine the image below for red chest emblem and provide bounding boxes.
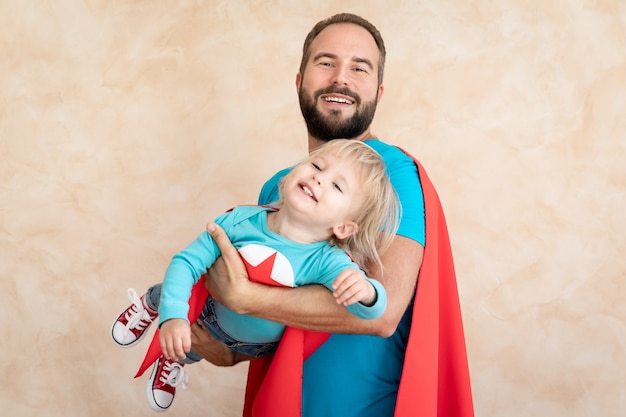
[238,244,295,288]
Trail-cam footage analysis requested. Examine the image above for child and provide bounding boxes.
[111,139,400,412]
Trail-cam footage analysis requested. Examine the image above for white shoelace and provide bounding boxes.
[160,360,189,390]
[124,288,155,333]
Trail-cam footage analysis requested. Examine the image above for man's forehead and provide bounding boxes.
[310,23,379,62]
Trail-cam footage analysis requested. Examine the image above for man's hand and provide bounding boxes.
[189,320,254,367]
[332,268,377,307]
[204,222,255,314]
[159,318,191,361]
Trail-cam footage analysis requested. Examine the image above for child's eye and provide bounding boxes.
[312,162,321,171]
[333,183,343,193]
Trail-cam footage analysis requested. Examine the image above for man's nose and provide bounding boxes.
[331,66,349,86]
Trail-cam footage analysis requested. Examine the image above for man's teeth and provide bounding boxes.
[324,97,353,104]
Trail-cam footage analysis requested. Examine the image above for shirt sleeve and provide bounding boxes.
[346,276,387,320]
[314,248,388,320]
[365,140,425,246]
[158,211,233,325]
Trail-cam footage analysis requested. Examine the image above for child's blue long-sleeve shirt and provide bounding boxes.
[159,205,387,343]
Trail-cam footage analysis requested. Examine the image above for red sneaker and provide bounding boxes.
[111,288,158,347]
[146,355,188,412]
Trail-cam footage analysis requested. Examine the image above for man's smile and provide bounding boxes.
[321,94,355,105]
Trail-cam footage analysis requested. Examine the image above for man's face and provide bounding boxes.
[297,23,383,142]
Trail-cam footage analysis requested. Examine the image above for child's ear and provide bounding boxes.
[333,221,358,240]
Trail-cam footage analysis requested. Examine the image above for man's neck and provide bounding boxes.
[307,129,375,152]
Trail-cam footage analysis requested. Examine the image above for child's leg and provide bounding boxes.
[111,286,160,348]
[144,283,161,311]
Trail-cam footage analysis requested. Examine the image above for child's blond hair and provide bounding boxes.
[279,139,400,275]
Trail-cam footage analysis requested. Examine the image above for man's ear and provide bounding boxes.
[333,221,358,240]
[296,73,302,90]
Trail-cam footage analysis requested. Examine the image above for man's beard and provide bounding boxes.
[298,85,378,142]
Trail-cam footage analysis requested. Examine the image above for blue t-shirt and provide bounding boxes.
[159,205,386,344]
[258,139,425,417]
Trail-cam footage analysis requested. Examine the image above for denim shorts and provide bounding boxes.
[197,296,278,359]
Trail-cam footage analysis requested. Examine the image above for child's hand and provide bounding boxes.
[159,318,191,361]
[332,268,377,307]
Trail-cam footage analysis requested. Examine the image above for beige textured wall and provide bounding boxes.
[1,1,625,416]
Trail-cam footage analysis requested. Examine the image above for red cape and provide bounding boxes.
[136,152,474,417]
[242,153,474,417]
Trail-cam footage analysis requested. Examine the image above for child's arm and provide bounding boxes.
[159,231,219,325]
[158,212,231,360]
[332,267,387,320]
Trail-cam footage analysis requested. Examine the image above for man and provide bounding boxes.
[192,13,473,417]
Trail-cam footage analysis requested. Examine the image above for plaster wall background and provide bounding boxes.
[1,1,625,416]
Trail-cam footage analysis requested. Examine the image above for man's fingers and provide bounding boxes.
[206,222,238,258]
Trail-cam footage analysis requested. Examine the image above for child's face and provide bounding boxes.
[281,151,367,236]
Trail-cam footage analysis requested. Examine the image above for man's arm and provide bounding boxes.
[204,222,423,338]
[189,320,255,366]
